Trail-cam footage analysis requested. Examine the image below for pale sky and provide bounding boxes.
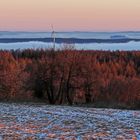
[0,0,140,31]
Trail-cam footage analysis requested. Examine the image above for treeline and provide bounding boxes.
[0,48,140,108]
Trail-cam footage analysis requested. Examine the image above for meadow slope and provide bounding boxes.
[0,103,140,139]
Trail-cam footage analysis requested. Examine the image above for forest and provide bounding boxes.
[0,47,140,109]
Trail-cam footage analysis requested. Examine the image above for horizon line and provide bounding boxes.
[0,30,140,33]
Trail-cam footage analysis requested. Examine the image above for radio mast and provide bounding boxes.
[51,25,55,50]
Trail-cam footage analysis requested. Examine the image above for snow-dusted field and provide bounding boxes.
[0,103,140,140]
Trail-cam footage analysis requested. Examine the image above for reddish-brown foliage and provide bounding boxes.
[0,48,140,108]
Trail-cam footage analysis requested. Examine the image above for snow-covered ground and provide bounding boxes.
[0,103,140,139]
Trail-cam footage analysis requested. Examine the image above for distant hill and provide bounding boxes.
[0,37,140,43]
[110,35,128,39]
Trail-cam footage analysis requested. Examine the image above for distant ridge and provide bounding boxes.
[0,38,140,44]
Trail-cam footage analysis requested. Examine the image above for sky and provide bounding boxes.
[0,0,140,31]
